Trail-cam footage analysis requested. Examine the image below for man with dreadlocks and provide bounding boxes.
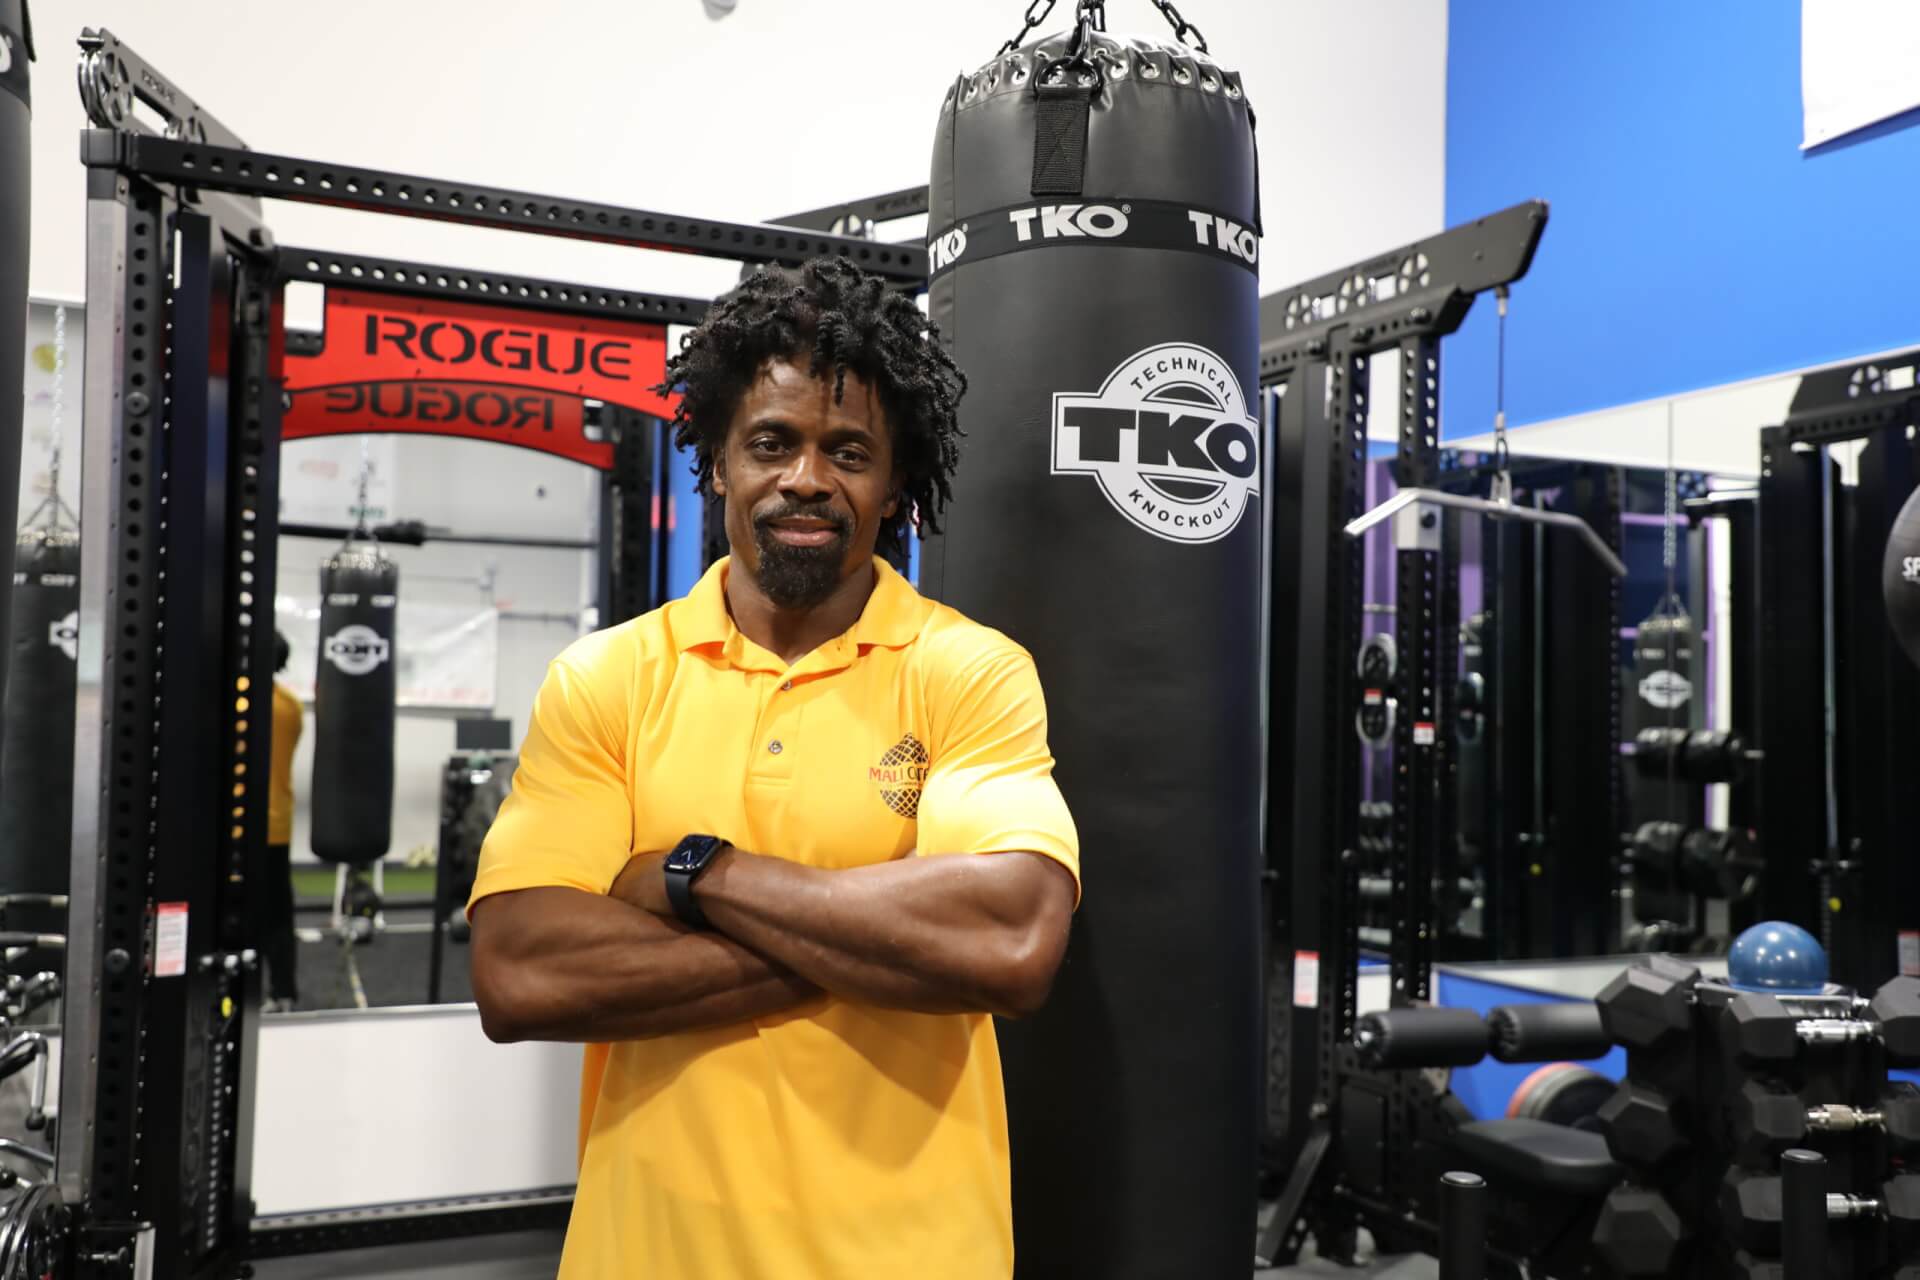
[468,257,1080,1279]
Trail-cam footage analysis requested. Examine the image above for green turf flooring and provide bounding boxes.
[291,864,437,903]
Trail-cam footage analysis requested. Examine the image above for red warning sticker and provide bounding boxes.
[1294,951,1319,1009]
[154,902,189,979]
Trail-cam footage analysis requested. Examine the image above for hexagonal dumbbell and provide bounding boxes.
[1730,1080,1809,1165]
[1885,1081,1920,1156]
[1592,1184,1686,1276]
[1873,977,1920,1067]
[1721,1165,1883,1255]
[1887,1172,1920,1259]
[1597,955,1699,1051]
[1727,983,1920,1067]
[1730,1255,1783,1280]
[1597,1081,1687,1168]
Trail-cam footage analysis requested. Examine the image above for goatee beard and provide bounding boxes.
[751,507,852,609]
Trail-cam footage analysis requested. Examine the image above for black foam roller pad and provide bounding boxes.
[0,531,76,933]
[0,0,32,719]
[1355,1008,1490,1069]
[310,548,398,865]
[925,29,1261,1280]
[1487,1002,1611,1064]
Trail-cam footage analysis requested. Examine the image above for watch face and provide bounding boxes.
[666,835,719,874]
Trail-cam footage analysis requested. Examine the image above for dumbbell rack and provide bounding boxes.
[1595,955,1920,1277]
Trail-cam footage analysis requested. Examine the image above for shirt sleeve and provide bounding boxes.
[468,657,634,911]
[916,646,1081,903]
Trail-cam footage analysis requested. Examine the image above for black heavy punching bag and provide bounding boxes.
[925,18,1261,1277]
[311,545,398,865]
[0,1,34,720]
[0,529,76,928]
[1888,484,1920,672]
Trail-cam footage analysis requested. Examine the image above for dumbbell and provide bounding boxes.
[1724,977,1920,1067]
[1591,1184,1686,1276]
[1721,1162,1920,1256]
[1596,1082,1687,1167]
[1625,822,1760,900]
[1631,725,1752,784]
[1597,954,1700,1051]
[1732,1078,1920,1164]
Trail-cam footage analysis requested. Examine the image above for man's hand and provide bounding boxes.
[609,850,674,917]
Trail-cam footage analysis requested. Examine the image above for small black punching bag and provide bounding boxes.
[310,545,398,866]
[924,20,1262,1279]
[0,528,77,936]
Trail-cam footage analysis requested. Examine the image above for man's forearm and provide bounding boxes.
[692,847,1072,1018]
[471,886,820,1043]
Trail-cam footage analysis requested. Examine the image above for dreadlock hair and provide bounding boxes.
[656,257,967,562]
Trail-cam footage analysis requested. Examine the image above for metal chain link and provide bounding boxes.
[1149,0,1209,52]
[997,0,1062,56]
[998,0,1206,56]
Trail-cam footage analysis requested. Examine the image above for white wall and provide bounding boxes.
[26,0,1447,304]
[251,1007,581,1213]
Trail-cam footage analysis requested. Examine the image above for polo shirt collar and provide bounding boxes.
[670,556,929,666]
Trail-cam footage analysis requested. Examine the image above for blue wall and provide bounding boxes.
[1443,2,1920,439]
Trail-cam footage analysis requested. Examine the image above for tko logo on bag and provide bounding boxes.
[1009,204,1129,242]
[1187,212,1259,265]
[929,226,968,272]
[1051,342,1260,545]
[1905,556,1920,584]
[1638,669,1692,711]
[325,625,392,677]
[49,612,78,663]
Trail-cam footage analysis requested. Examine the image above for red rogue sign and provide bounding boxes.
[282,288,677,468]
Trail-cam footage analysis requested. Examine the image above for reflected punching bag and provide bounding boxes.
[0,1,34,717]
[925,24,1261,1278]
[310,545,398,865]
[1629,603,1700,827]
[1888,484,1920,672]
[0,529,77,927]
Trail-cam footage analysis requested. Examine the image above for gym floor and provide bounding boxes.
[245,1220,1444,1278]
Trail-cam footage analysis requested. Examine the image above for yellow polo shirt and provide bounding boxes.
[268,682,303,846]
[470,556,1079,1280]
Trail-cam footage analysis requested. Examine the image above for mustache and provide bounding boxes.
[753,501,852,536]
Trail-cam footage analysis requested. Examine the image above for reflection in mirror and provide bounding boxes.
[0,301,80,1187]
[268,425,604,1015]
[1338,329,1796,973]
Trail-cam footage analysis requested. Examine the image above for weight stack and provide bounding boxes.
[924,30,1262,1279]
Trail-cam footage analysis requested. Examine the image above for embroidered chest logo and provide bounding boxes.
[869,734,929,819]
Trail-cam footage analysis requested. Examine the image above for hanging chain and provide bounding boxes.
[1660,401,1682,616]
[1490,286,1511,505]
[352,438,376,539]
[49,306,69,529]
[1149,0,1208,51]
[998,0,1203,56]
[997,0,1062,55]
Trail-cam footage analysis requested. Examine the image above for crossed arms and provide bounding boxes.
[470,844,1076,1043]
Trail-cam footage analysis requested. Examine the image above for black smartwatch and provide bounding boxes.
[663,834,728,930]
